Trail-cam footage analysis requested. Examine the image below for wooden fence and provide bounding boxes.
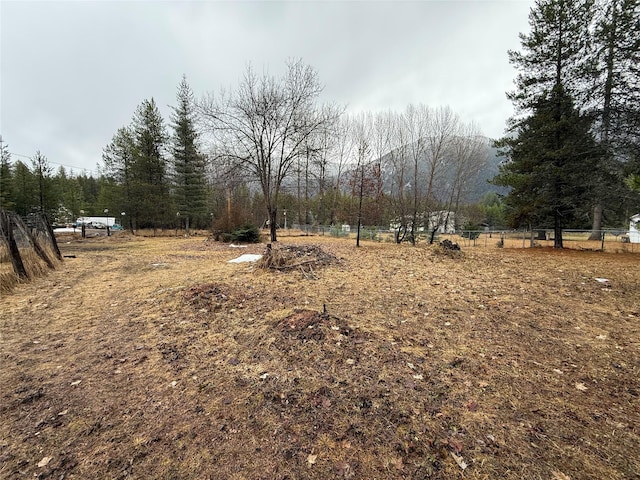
[0,209,62,292]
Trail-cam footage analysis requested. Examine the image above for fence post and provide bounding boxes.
[601,231,605,251]
[0,210,29,279]
[40,213,62,260]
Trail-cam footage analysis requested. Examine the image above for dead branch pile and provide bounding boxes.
[433,239,464,259]
[258,244,338,278]
[440,239,461,251]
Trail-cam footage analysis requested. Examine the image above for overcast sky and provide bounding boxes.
[1,0,533,175]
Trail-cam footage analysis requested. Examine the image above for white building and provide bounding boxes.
[629,214,640,244]
[390,211,456,234]
[76,216,117,227]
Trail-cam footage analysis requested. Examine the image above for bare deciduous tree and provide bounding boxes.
[350,112,374,247]
[445,123,489,230]
[200,59,338,242]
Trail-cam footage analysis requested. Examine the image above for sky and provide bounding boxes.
[0,0,533,176]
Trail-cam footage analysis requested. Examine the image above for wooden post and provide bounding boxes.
[0,210,29,279]
[40,213,62,260]
[13,215,55,269]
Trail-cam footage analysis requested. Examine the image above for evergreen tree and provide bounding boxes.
[31,151,57,217]
[131,98,170,231]
[494,85,602,248]
[507,0,594,117]
[0,139,14,210]
[76,173,100,212]
[12,161,36,216]
[170,76,208,233]
[587,0,640,236]
[102,126,136,230]
[61,175,84,222]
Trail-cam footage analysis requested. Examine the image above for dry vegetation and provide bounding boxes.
[0,243,60,295]
[1,232,639,479]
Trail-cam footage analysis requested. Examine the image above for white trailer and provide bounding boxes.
[629,214,640,244]
[75,216,117,227]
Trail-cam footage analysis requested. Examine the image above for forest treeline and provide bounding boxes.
[0,73,505,240]
[1,0,638,245]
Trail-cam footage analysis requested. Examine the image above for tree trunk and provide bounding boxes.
[554,212,563,249]
[269,208,278,242]
[356,163,364,247]
[429,227,438,244]
[588,204,603,240]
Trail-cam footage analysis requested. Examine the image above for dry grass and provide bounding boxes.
[0,244,59,294]
[0,233,639,479]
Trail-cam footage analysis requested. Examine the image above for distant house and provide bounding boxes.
[390,211,456,234]
[629,214,640,244]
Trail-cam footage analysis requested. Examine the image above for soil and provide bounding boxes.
[1,233,639,479]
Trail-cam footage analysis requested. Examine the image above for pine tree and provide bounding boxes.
[507,0,594,117]
[497,0,608,247]
[494,85,602,248]
[170,76,208,233]
[31,151,57,217]
[131,98,170,231]
[58,173,84,223]
[12,161,36,216]
[102,126,136,231]
[0,139,14,210]
[587,0,640,237]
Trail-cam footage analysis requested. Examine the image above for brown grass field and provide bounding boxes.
[1,232,639,479]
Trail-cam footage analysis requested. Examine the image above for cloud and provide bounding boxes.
[1,0,532,171]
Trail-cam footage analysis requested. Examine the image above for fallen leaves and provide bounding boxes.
[466,400,478,412]
[3,235,638,480]
[37,456,52,467]
[450,451,468,470]
[552,471,571,480]
[335,461,355,478]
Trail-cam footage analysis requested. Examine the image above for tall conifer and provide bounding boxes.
[171,76,208,233]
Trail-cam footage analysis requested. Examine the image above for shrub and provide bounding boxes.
[228,224,261,243]
[461,222,481,240]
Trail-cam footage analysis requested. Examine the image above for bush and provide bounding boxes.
[228,224,261,243]
[329,226,349,238]
[461,222,481,240]
[359,228,380,242]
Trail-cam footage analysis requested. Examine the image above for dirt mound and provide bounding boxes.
[434,239,464,258]
[440,239,461,251]
[183,283,238,312]
[276,308,351,341]
[258,243,338,275]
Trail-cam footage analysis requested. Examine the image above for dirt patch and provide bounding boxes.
[182,282,239,312]
[275,308,352,342]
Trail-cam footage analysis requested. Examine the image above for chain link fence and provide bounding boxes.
[280,224,638,252]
